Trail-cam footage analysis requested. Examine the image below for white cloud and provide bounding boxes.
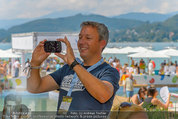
[0,0,177,19]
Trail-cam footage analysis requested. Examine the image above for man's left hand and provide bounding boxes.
[55,36,75,65]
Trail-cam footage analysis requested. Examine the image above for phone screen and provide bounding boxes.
[44,41,62,53]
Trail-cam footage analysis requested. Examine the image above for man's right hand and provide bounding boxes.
[31,40,50,66]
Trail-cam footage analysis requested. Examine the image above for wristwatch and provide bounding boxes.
[70,59,79,69]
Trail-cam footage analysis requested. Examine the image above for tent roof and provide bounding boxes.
[128,50,170,58]
[130,47,150,53]
[0,49,21,58]
[103,47,121,54]
[156,48,178,56]
[117,46,135,54]
[103,46,151,54]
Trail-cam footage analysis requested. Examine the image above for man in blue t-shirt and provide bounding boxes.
[27,21,120,116]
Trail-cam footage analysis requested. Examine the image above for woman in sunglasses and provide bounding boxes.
[130,86,147,106]
[142,87,171,110]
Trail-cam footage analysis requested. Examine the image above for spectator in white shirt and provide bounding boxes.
[148,60,153,75]
[164,64,169,75]
[13,59,21,77]
[169,62,176,75]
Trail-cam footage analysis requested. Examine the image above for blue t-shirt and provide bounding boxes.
[50,62,120,111]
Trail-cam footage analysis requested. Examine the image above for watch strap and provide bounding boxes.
[70,59,79,69]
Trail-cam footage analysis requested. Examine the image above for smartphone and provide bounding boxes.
[44,41,62,53]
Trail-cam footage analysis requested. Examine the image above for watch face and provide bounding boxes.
[44,41,62,53]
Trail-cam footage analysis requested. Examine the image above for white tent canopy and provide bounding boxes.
[103,46,151,54]
[130,47,151,53]
[128,50,170,58]
[0,49,21,58]
[103,47,121,54]
[156,48,178,56]
[117,46,135,54]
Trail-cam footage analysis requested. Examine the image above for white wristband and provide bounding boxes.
[23,64,41,78]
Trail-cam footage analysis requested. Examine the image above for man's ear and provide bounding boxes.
[100,40,107,50]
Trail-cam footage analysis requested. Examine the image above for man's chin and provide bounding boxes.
[80,54,88,60]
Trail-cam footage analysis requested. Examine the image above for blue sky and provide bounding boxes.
[0,0,178,19]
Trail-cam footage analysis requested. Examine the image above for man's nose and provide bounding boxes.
[78,38,86,44]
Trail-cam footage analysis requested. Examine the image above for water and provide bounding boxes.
[0,90,58,111]
[0,43,11,50]
[1,42,178,70]
[107,42,178,51]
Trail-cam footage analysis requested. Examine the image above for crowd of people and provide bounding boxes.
[0,58,18,93]
[0,57,64,93]
[106,56,178,76]
[159,60,178,75]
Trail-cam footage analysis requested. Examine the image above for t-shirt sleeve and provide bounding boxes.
[100,67,120,93]
[49,64,69,86]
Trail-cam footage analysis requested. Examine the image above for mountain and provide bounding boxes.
[0,13,177,42]
[0,18,33,29]
[0,10,90,29]
[110,14,178,42]
[113,12,178,22]
[0,11,177,29]
[7,13,145,33]
[40,10,90,19]
[0,14,145,42]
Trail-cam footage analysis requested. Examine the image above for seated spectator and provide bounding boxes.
[142,87,171,110]
[130,87,147,106]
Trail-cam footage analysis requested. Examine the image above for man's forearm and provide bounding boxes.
[27,69,41,93]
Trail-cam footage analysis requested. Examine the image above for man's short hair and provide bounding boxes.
[80,21,109,49]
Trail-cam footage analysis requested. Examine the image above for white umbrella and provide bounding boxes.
[130,47,150,53]
[117,46,135,54]
[128,50,170,58]
[0,50,21,58]
[156,48,178,56]
[103,47,121,54]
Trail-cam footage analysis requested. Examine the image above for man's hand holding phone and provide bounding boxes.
[31,40,51,66]
[31,36,75,67]
[55,36,75,66]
